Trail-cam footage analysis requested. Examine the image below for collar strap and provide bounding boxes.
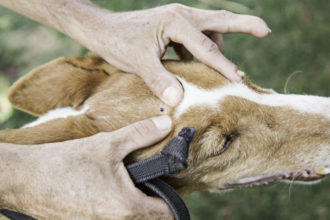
[127,127,195,220]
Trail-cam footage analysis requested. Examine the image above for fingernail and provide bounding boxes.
[237,70,245,77]
[152,115,172,131]
[230,70,245,82]
[163,87,182,106]
[267,27,272,33]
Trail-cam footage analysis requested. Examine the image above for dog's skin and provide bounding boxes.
[0,56,329,197]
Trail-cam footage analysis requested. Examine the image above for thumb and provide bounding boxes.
[137,59,183,107]
[109,116,172,160]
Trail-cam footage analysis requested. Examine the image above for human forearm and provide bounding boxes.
[0,0,102,41]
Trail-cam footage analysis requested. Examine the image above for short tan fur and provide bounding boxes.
[0,57,329,195]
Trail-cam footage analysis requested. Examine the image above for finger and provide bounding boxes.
[137,58,183,106]
[188,9,271,38]
[170,42,193,61]
[172,25,244,82]
[109,116,172,160]
[204,32,224,53]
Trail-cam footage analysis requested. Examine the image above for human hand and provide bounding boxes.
[0,1,270,106]
[1,116,173,219]
[70,3,270,106]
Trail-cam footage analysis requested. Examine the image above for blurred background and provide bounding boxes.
[0,0,329,219]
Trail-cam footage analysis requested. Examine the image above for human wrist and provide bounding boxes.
[61,1,115,51]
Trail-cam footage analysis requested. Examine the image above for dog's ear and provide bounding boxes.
[8,56,116,116]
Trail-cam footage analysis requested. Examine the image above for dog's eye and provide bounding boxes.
[213,133,239,157]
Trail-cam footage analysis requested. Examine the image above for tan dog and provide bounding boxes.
[0,56,329,196]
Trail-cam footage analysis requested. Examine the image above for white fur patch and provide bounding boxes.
[23,105,89,128]
[175,77,330,119]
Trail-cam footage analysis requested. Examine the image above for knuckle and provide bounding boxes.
[160,4,185,22]
[108,132,124,147]
[128,120,155,144]
[166,3,184,11]
[253,16,266,27]
[122,209,135,220]
[202,38,219,53]
[114,206,135,220]
[144,72,172,95]
[147,74,163,89]
[218,10,234,19]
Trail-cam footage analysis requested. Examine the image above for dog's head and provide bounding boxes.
[167,66,330,193]
[6,57,330,194]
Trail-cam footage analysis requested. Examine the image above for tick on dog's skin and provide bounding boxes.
[160,107,164,112]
